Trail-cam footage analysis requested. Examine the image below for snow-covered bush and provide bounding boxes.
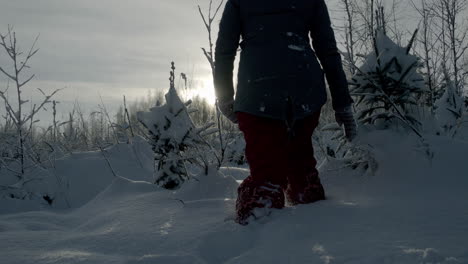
[223,132,246,166]
[320,123,378,175]
[341,143,378,175]
[137,63,215,190]
[351,30,426,128]
[435,78,465,135]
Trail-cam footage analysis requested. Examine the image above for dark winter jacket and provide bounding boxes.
[214,0,353,121]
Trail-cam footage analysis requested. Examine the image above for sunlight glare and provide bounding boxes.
[189,77,216,105]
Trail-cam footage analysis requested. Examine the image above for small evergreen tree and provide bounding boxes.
[435,77,464,134]
[351,30,426,128]
[137,63,214,190]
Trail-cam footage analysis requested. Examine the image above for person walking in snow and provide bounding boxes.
[214,0,357,225]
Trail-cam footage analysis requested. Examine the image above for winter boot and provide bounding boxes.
[235,176,285,225]
[285,171,325,206]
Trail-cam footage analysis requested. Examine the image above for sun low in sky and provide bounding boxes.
[197,78,217,105]
[174,75,217,106]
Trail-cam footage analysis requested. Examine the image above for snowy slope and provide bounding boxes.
[1,131,468,264]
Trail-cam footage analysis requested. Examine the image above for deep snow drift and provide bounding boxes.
[1,130,468,264]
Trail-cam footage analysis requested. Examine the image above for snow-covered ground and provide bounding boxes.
[1,130,468,264]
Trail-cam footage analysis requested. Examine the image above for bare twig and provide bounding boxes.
[98,144,118,178]
[198,0,226,168]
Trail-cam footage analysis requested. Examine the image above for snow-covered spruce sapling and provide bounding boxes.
[435,76,465,136]
[321,29,426,172]
[349,30,436,161]
[137,62,215,190]
[350,30,426,131]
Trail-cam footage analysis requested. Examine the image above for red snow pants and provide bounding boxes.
[236,111,325,224]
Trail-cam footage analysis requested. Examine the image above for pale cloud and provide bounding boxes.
[0,0,215,108]
[1,0,466,117]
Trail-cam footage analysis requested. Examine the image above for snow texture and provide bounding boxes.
[1,130,468,263]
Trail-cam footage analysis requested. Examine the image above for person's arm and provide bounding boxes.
[214,0,241,102]
[309,0,353,111]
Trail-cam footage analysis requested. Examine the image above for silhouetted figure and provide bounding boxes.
[214,0,357,225]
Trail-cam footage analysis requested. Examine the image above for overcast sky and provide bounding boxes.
[0,1,388,106]
[0,0,218,121]
[0,0,465,124]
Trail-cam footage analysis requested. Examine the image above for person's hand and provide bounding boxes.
[217,98,238,123]
[335,106,357,142]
